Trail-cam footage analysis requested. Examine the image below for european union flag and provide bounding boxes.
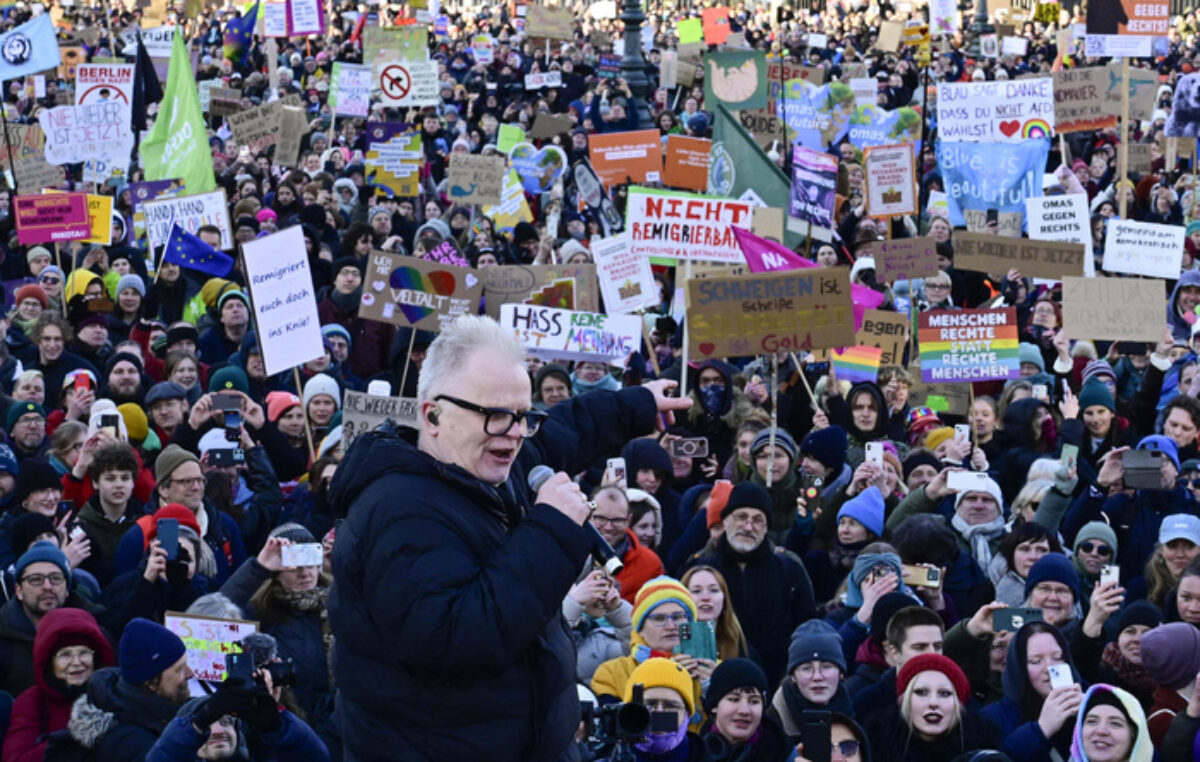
[163,224,234,278]
[223,1,260,65]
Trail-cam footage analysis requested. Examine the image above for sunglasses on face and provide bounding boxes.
[1077,542,1112,556]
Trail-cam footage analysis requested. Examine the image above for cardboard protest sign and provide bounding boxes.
[377,59,439,107]
[0,124,45,171]
[481,169,534,233]
[38,102,134,168]
[500,304,641,363]
[858,309,909,366]
[207,87,242,117]
[936,140,1050,229]
[909,374,972,415]
[589,130,663,188]
[953,232,1086,280]
[1025,194,1094,274]
[274,106,307,168]
[663,135,711,192]
[789,146,838,229]
[526,5,573,39]
[864,144,917,217]
[343,390,419,445]
[1106,64,1157,123]
[1127,142,1154,173]
[74,63,134,105]
[625,186,754,264]
[937,78,1055,141]
[528,112,574,139]
[736,109,784,150]
[863,237,939,282]
[482,263,599,319]
[917,308,1021,383]
[876,21,904,51]
[591,234,658,314]
[446,153,506,206]
[241,226,324,375]
[1102,219,1184,279]
[143,190,233,253]
[17,161,69,193]
[15,193,90,245]
[164,612,257,695]
[360,251,482,331]
[329,62,371,117]
[227,101,281,154]
[1062,277,1165,341]
[704,50,767,112]
[687,268,855,356]
[1052,67,1116,133]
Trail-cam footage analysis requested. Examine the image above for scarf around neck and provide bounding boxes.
[951,513,1006,569]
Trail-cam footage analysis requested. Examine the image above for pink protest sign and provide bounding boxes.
[15,192,90,245]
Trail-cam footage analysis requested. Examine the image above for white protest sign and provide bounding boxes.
[625,187,754,263]
[864,144,916,217]
[119,25,176,57]
[330,62,371,117]
[937,78,1055,141]
[287,0,324,35]
[377,59,439,107]
[74,64,134,106]
[1103,218,1184,279]
[1001,36,1029,56]
[1085,35,1152,58]
[143,190,233,253]
[1025,193,1094,276]
[38,102,134,168]
[500,303,641,363]
[164,612,257,696]
[241,225,324,376]
[263,0,288,36]
[524,70,563,89]
[851,77,877,107]
[591,234,659,314]
[343,390,419,445]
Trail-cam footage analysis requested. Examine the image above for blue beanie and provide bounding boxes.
[119,618,187,685]
[321,323,352,348]
[1018,342,1045,372]
[800,425,848,475]
[788,619,846,673]
[1138,434,1181,472]
[0,442,17,477]
[14,540,70,582]
[846,551,904,608]
[838,486,885,538]
[1023,553,1080,601]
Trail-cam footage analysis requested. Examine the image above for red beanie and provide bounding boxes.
[896,653,970,706]
[15,284,47,309]
[150,504,201,538]
[706,480,733,528]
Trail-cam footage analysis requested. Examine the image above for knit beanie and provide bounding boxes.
[119,618,187,685]
[1023,553,1081,601]
[906,407,942,436]
[624,657,695,715]
[270,522,316,544]
[14,284,47,309]
[720,481,773,521]
[751,428,798,462]
[151,503,201,538]
[105,351,144,378]
[1115,600,1162,634]
[8,512,56,556]
[321,323,352,348]
[870,593,919,643]
[266,391,303,422]
[217,289,249,312]
[6,400,45,431]
[952,475,1004,513]
[1073,521,1118,560]
[923,427,956,454]
[632,576,697,631]
[1019,343,1045,372]
[704,658,768,711]
[116,273,147,298]
[0,443,17,478]
[207,366,250,395]
[847,552,905,608]
[1077,378,1116,414]
[896,653,970,705]
[706,480,733,529]
[26,245,51,264]
[166,323,200,348]
[1141,622,1200,689]
[788,619,846,674]
[800,425,848,474]
[117,403,149,444]
[302,373,341,410]
[14,458,62,507]
[902,450,942,481]
[837,486,885,538]
[155,443,200,484]
[1081,359,1117,387]
[1138,434,1181,471]
[14,540,70,582]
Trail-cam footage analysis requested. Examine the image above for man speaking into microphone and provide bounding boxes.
[328,315,690,762]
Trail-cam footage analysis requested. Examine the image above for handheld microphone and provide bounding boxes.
[528,465,624,575]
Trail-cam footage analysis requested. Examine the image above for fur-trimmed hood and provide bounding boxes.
[67,667,180,749]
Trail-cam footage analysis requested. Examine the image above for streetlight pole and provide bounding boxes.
[966,0,995,56]
[619,0,654,128]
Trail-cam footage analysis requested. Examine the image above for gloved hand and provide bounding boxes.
[240,684,283,733]
[191,681,257,730]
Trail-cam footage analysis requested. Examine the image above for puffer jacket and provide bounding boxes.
[51,667,182,760]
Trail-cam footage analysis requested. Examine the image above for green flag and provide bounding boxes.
[141,30,215,194]
[707,103,800,248]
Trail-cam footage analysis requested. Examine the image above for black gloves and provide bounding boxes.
[191,680,282,733]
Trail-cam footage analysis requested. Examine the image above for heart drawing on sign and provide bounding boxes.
[508,142,567,194]
[388,266,458,324]
[465,273,479,289]
[699,342,716,356]
[998,120,1020,137]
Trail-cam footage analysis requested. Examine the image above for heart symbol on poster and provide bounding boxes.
[699,342,716,356]
[465,273,479,288]
[372,281,386,291]
[388,266,458,324]
[509,142,568,194]
[999,120,1020,137]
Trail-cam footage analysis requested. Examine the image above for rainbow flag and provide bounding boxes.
[917,307,1020,383]
[832,346,883,384]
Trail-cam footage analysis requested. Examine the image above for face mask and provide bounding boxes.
[634,721,688,755]
[1040,415,1057,448]
[569,230,586,240]
[700,383,725,414]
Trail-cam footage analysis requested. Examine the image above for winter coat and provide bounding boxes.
[328,386,660,762]
[995,398,1054,504]
[864,702,1001,762]
[564,597,632,684]
[316,292,395,380]
[0,595,100,698]
[622,438,685,556]
[53,667,182,760]
[699,712,792,762]
[1168,270,1200,342]
[111,498,249,586]
[146,706,330,762]
[1070,684,1154,762]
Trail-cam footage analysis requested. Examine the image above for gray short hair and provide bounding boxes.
[186,592,245,620]
[417,315,527,404]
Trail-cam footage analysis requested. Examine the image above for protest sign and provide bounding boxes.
[143,190,233,253]
[736,109,784,150]
[864,144,917,217]
[909,375,972,415]
[626,187,753,264]
[15,193,90,245]
[377,59,438,107]
[789,146,838,229]
[163,612,257,695]
[524,71,562,89]
[343,390,419,445]
[1085,35,1151,57]
[851,78,877,106]
[876,21,904,51]
[497,124,526,154]
[1052,67,1115,133]
[481,169,534,233]
[227,101,280,154]
[1025,194,1094,273]
[702,6,731,44]
[119,25,175,57]
[329,62,371,117]
[0,124,44,171]
[1102,219,1184,279]
[858,309,909,365]
[1106,64,1157,123]
[509,143,568,195]
[45,191,114,245]
[1086,0,1167,35]
[591,234,658,314]
[360,252,482,331]
[482,263,599,319]
[526,5,573,39]
[274,106,307,168]
[207,87,242,117]
[447,153,506,206]
[936,140,1049,227]
[930,0,960,33]
[364,124,422,198]
[863,237,939,282]
[589,130,663,188]
[952,232,1086,280]
[687,268,855,356]
[662,135,711,192]
[704,50,767,111]
[38,102,134,169]
[937,78,1055,141]
[263,0,287,36]
[528,112,574,140]
[845,105,923,162]
[287,0,325,35]
[241,226,324,376]
[917,308,1021,383]
[1127,142,1154,173]
[1062,277,1165,341]
[364,26,427,63]
[74,64,134,105]
[423,239,469,269]
[1001,36,1029,55]
[500,304,641,363]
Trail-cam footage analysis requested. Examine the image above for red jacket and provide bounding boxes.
[60,449,156,508]
[3,609,114,762]
[1148,684,1189,747]
[615,530,664,604]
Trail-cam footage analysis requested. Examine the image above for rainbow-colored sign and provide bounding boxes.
[917,308,1020,383]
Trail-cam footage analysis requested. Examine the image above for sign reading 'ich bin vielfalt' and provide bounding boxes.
[917,308,1021,383]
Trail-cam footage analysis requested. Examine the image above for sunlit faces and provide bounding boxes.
[1080,703,1133,762]
[792,660,840,704]
[1024,631,1068,698]
[903,670,959,741]
[686,570,724,622]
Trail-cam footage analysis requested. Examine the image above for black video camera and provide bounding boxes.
[583,685,679,758]
[259,658,297,689]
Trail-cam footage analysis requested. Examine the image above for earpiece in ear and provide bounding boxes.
[427,409,440,425]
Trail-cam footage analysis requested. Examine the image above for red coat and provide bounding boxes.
[1148,684,1189,747]
[60,449,156,508]
[2,609,114,762]
[615,530,664,604]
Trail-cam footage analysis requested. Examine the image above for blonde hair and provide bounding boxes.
[898,670,963,735]
[681,566,749,661]
[1145,544,1181,607]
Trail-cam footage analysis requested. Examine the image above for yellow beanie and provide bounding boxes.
[624,658,695,716]
[200,278,235,308]
[118,403,149,444]
[924,427,956,453]
[632,576,697,632]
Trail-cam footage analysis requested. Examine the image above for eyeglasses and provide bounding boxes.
[21,572,66,587]
[1179,478,1200,489]
[54,647,94,664]
[169,476,206,487]
[592,515,628,527]
[39,277,60,285]
[1033,583,1073,599]
[645,699,686,713]
[833,741,862,757]
[1077,542,1113,556]
[925,283,950,290]
[434,394,548,437]
[645,612,689,625]
[727,511,767,528]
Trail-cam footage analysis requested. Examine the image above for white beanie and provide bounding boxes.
[953,475,1005,512]
[302,373,341,410]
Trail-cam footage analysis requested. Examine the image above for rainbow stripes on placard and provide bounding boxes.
[833,346,884,383]
[917,308,1021,383]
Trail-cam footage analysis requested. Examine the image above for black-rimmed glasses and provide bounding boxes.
[435,395,548,437]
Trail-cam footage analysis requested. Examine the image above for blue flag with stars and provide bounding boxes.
[163,224,234,278]
[223,1,259,65]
